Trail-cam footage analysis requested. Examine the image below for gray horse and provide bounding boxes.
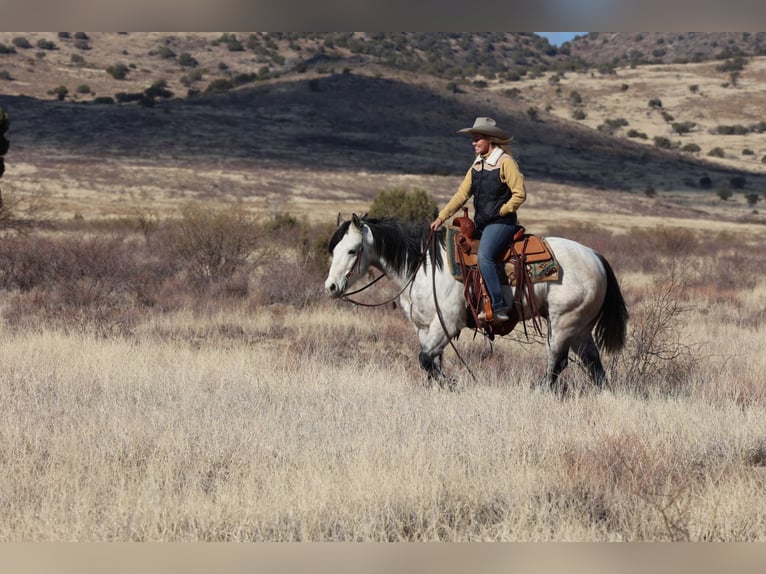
[326,214,629,394]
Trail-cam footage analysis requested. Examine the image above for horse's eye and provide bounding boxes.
[348,249,357,255]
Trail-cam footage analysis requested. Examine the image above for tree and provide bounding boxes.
[0,107,9,216]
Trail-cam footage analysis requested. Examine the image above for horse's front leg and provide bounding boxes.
[416,315,461,389]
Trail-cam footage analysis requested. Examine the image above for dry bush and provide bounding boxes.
[0,234,146,333]
[157,202,268,287]
[613,262,700,396]
[556,431,703,540]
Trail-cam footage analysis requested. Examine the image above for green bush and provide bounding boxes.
[36,38,57,50]
[106,63,129,80]
[12,37,31,49]
[204,78,234,93]
[369,189,439,222]
[708,147,725,158]
[48,86,68,101]
[716,188,733,201]
[680,143,701,154]
[178,52,198,67]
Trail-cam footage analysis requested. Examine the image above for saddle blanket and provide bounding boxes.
[446,228,560,285]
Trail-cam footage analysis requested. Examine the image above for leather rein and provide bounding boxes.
[340,225,477,381]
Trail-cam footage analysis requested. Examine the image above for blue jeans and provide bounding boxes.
[477,222,516,312]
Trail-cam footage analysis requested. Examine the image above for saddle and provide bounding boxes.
[446,208,559,337]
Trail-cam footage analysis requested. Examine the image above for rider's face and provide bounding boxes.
[471,134,492,155]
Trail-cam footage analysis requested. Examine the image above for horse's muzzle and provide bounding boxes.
[325,280,345,298]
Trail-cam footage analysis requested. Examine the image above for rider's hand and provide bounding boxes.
[430,217,443,231]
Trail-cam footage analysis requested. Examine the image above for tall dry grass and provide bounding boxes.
[0,213,765,540]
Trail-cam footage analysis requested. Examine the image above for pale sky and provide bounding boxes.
[535,32,587,46]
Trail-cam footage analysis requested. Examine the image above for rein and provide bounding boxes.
[341,224,477,382]
[340,227,435,308]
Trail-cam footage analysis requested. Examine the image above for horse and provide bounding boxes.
[325,213,629,394]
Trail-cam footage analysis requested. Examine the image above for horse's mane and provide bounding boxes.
[363,217,444,276]
[328,217,444,276]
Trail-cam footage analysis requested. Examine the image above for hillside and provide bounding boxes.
[1,32,766,227]
[565,32,766,66]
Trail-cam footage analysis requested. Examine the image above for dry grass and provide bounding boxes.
[0,295,765,541]
[1,213,766,540]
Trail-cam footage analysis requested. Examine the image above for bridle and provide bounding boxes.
[339,229,434,308]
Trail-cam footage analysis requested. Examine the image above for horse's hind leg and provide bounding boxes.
[572,333,608,389]
[544,337,570,396]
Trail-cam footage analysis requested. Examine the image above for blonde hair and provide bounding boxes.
[490,138,513,156]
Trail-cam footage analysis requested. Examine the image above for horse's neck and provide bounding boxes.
[371,257,411,288]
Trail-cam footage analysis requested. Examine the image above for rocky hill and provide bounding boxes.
[1,31,765,215]
[565,32,766,67]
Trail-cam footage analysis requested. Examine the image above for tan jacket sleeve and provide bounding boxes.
[497,155,526,216]
[437,167,473,222]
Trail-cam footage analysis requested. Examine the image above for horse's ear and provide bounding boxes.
[351,213,362,229]
[336,213,345,227]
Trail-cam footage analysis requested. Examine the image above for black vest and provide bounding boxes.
[471,160,517,230]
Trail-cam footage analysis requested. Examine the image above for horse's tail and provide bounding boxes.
[593,253,629,353]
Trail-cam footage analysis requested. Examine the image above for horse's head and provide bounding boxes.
[325,213,372,298]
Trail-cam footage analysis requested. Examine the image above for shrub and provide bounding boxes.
[36,39,57,50]
[717,188,733,201]
[699,176,712,189]
[707,147,725,158]
[106,63,130,80]
[144,79,173,100]
[162,203,265,285]
[627,129,647,139]
[369,189,439,222]
[745,193,760,207]
[729,176,747,189]
[572,109,587,120]
[178,52,198,67]
[157,46,176,59]
[615,261,699,395]
[204,78,234,93]
[653,136,673,150]
[648,97,663,108]
[680,143,701,154]
[48,86,68,101]
[671,121,695,135]
[12,37,31,49]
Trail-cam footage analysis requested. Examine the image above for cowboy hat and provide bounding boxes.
[457,117,511,143]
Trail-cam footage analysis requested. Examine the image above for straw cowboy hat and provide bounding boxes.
[457,117,511,143]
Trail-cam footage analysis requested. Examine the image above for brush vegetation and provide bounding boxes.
[1,206,765,541]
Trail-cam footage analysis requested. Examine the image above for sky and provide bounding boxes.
[535,32,587,46]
